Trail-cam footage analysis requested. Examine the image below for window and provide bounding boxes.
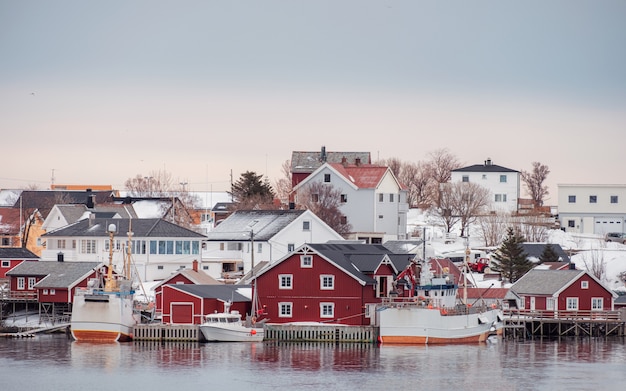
[378,193,384,202]
[302,221,311,231]
[500,175,507,183]
[28,277,36,290]
[320,275,334,290]
[320,303,334,318]
[58,239,66,249]
[389,194,394,202]
[462,175,469,183]
[591,298,603,310]
[279,302,293,318]
[568,195,576,203]
[17,277,24,290]
[257,243,262,254]
[589,195,597,203]
[581,280,589,289]
[157,265,164,270]
[482,174,487,180]
[566,297,578,310]
[287,243,295,252]
[1,260,9,268]
[378,215,384,219]
[279,274,293,289]
[1,237,12,246]
[324,174,331,183]
[80,240,97,254]
[340,194,347,203]
[50,289,55,295]
[300,255,312,268]
[611,195,618,204]
[546,298,555,311]
[568,220,575,228]
[341,215,348,225]
[311,193,319,203]
[495,194,507,202]
[43,289,48,295]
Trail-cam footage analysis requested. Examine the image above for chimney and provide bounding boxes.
[341,156,347,166]
[484,158,492,166]
[86,188,94,208]
[355,158,361,166]
[192,259,198,272]
[320,145,327,162]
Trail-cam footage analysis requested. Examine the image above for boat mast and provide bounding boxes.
[250,229,258,318]
[104,224,116,292]
[125,219,133,279]
[463,236,469,306]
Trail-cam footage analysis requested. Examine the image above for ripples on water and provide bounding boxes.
[1,335,625,391]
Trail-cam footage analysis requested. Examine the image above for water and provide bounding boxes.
[1,335,625,391]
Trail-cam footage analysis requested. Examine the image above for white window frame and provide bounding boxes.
[591,297,603,310]
[546,298,555,311]
[378,193,384,202]
[50,289,55,295]
[320,302,335,318]
[302,220,311,231]
[300,255,312,268]
[278,302,293,318]
[320,275,335,290]
[500,175,507,183]
[462,175,469,183]
[17,277,25,290]
[1,260,9,268]
[28,277,36,290]
[279,274,293,290]
[566,297,579,311]
[287,243,295,252]
[43,289,49,295]
[581,280,589,289]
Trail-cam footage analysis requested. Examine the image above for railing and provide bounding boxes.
[0,291,38,300]
[504,309,623,321]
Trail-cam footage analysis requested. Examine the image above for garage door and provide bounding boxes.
[594,218,624,235]
[171,303,194,324]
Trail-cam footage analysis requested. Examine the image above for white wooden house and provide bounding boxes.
[292,162,409,243]
[202,209,344,280]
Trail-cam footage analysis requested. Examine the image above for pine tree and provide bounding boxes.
[230,171,275,209]
[491,227,532,283]
[539,243,560,263]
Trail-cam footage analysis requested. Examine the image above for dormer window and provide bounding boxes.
[300,255,312,268]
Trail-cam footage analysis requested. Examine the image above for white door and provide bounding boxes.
[530,297,536,311]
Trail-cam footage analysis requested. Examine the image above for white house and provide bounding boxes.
[292,162,409,243]
[557,184,626,235]
[202,209,345,280]
[451,158,520,213]
[41,217,206,281]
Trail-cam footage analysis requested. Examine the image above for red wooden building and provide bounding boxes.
[0,248,39,280]
[254,243,412,326]
[160,284,251,324]
[153,260,222,318]
[510,268,617,312]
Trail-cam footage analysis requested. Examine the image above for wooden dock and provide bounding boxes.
[503,309,626,339]
[133,324,203,342]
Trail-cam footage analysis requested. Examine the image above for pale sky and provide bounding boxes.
[1,1,625,204]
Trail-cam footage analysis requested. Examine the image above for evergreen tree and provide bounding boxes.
[230,171,275,209]
[539,243,560,263]
[491,227,532,283]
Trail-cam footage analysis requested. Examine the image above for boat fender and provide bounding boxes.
[440,308,448,315]
[251,316,257,326]
[250,329,257,335]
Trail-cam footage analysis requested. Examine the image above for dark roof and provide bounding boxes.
[521,243,570,262]
[614,295,626,305]
[0,247,39,259]
[510,269,584,295]
[42,218,206,238]
[6,261,102,288]
[9,190,115,218]
[291,150,371,173]
[205,210,305,241]
[453,159,518,173]
[168,284,251,302]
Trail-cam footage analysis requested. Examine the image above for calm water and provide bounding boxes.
[1,335,625,391]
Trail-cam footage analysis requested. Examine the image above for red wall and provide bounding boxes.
[559,274,613,311]
[0,260,26,278]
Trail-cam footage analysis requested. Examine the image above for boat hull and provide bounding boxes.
[377,305,502,344]
[71,293,137,343]
[199,324,264,342]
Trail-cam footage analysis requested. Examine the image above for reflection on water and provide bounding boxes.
[1,335,625,391]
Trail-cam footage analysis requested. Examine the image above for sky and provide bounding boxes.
[1,1,625,202]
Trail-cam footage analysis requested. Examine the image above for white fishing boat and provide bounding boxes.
[376,253,503,344]
[71,223,141,342]
[199,303,264,342]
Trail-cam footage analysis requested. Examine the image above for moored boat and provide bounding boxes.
[199,304,264,342]
[70,223,141,342]
[376,256,503,344]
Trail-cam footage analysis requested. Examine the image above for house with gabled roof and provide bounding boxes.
[451,158,521,213]
[42,203,138,233]
[253,242,412,326]
[0,247,39,281]
[160,284,253,325]
[202,209,345,280]
[292,161,409,243]
[510,269,617,312]
[0,206,46,256]
[291,146,371,188]
[152,259,222,319]
[41,218,206,281]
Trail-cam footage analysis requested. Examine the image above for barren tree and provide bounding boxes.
[125,169,174,197]
[273,159,293,208]
[296,182,352,236]
[477,211,511,247]
[580,248,606,281]
[426,148,463,208]
[437,181,490,236]
[437,183,461,233]
[510,214,551,242]
[521,162,550,207]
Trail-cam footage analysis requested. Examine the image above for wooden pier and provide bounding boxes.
[503,309,626,339]
[263,324,377,343]
[133,324,203,342]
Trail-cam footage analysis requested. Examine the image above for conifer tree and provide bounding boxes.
[491,227,532,283]
[539,243,560,263]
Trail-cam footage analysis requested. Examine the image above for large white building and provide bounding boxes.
[451,158,521,213]
[557,184,626,235]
